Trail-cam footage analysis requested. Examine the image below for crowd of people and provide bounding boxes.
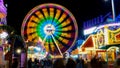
[27,58,53,68]
[26,54,110,68]
[11,53,120,68]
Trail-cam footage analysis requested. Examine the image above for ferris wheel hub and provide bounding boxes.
[44,24,55,35]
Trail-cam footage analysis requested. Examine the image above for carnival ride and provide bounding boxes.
[21,3,78,58]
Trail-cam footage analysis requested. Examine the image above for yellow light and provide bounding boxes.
[61,18,70,27]
[42,8,48,18]
[58,13,67,23]
[54,9,61,19]
[50,8,54,18]
[16,49,22,54]
[35,11,44,19]
[104,26,109,45]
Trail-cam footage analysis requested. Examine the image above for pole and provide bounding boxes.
[111,0,115,21]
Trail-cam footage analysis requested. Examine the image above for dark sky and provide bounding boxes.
[6,0,120,39]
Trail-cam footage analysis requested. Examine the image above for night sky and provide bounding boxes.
[5,0,120,39]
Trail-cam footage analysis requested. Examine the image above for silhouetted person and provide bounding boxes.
[76,56,85,68]
[40,59,44,68]
[53,58,65,68]
[114,53,120,68]
[90,55,100,68]
[28,58,32,68]
[66,58,77,68]
[34,58,39,68]
[114,58,120,68]
[12,58,18,68]
[46,59,53,68]
[98,57,107,68]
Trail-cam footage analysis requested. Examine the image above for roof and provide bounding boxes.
[80,35,94,48]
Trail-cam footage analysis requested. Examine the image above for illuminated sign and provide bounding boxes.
[83,15,103,29]
[84,26,97,35]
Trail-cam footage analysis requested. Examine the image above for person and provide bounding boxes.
[53,58,65,68]
[114,53,120,68]
[76,56,85,68]
[12,58,18,68]
[40,59,44,68]
[46,58,53,68]
[90,55,102,68]
[66,57,77,68]
[84,58,88,68]
[114,58,120,68]
[28,58,32,68]
[34,58,39,68]
[98,57,107,68]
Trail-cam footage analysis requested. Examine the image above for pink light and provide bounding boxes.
[0,0,7,19]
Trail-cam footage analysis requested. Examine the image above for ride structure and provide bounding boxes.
[21,3,78,58]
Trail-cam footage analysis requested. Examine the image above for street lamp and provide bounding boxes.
[104,0,116,21]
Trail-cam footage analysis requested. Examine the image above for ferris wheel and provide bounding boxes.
[21,3,78,56]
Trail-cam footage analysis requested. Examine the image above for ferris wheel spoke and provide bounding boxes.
[51,34,63,57]
[41,35,48,46]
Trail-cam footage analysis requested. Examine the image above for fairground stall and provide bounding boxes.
[27,42,48,61]
[76,14,120,64]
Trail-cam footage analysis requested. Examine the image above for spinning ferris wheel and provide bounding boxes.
[21,3,78,56]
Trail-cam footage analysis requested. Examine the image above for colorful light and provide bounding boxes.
[84,26,97,35]
[21,3,78,55]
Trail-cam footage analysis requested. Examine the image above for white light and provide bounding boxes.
[44,24,55,35]
[84,27,97,35]
[28,46,34,49]
[0,31,8,39]
[35,47,41,51]
[16,49,21,54]
[96,23,120,31]
[104,27,109,45]
[5,4,8,7]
